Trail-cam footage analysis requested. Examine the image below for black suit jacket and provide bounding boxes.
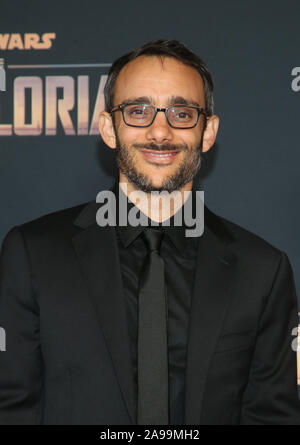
[0,187,299,425]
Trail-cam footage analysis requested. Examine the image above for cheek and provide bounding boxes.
[190,128,203,147]
[118,126,146,144]
[176,130,201,148]
[113,114,128,135]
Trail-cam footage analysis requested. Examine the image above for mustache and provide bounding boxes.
[132,142,188,152]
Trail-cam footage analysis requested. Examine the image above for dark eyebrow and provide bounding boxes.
[168,96,201,107]
[120,96,154,106]
[120,95,202,108]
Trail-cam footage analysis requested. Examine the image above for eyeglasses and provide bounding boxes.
[110,103,207,129]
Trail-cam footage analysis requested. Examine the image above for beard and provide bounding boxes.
[114,129,204,193]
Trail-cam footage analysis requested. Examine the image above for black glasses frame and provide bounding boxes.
[110,103,208,129]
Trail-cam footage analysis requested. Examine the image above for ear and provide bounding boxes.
[202,114,219,153]
[98,111,117,149]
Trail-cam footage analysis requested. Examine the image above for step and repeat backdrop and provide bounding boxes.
[0,0,300,387]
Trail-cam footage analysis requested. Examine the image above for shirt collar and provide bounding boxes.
[113,178,200,258]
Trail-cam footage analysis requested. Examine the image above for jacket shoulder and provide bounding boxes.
[207,206,284,262]
[10,202,90,242]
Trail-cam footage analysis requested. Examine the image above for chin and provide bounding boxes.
[148,177,168,188]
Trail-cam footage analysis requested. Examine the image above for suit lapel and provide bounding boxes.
[184,204,237,424]
[71,196,136,425]
[71,183,236,426]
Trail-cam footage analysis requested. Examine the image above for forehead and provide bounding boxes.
[113,55,205,107]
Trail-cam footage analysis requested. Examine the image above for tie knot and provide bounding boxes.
[142,228,164,253]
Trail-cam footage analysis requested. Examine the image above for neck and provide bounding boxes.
[118,172,193,223]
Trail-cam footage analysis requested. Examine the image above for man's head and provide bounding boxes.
[99,39,219,194]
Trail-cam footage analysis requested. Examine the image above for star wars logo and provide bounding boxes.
[0,33,56,50]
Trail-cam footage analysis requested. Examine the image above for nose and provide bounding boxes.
[145,110,173,144]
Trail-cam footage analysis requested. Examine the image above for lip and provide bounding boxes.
[140,149,180,164]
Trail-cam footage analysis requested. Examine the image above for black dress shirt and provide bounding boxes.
[113,180,200,425]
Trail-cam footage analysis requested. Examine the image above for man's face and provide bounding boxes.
[109,56,209,193]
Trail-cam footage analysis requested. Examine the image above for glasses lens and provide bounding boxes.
[123,104,154,126]
[167,106,198,128]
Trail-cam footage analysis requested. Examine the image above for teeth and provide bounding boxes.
[149,153,174,157]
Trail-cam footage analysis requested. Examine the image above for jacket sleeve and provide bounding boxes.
[240,251,300,424]
[0,226,43,425]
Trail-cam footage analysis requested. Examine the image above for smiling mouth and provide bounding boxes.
[140,149,180,163]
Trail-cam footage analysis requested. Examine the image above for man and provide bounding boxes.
[0,39,299,425]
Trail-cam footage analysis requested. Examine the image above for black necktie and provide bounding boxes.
[137,228,169,425]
